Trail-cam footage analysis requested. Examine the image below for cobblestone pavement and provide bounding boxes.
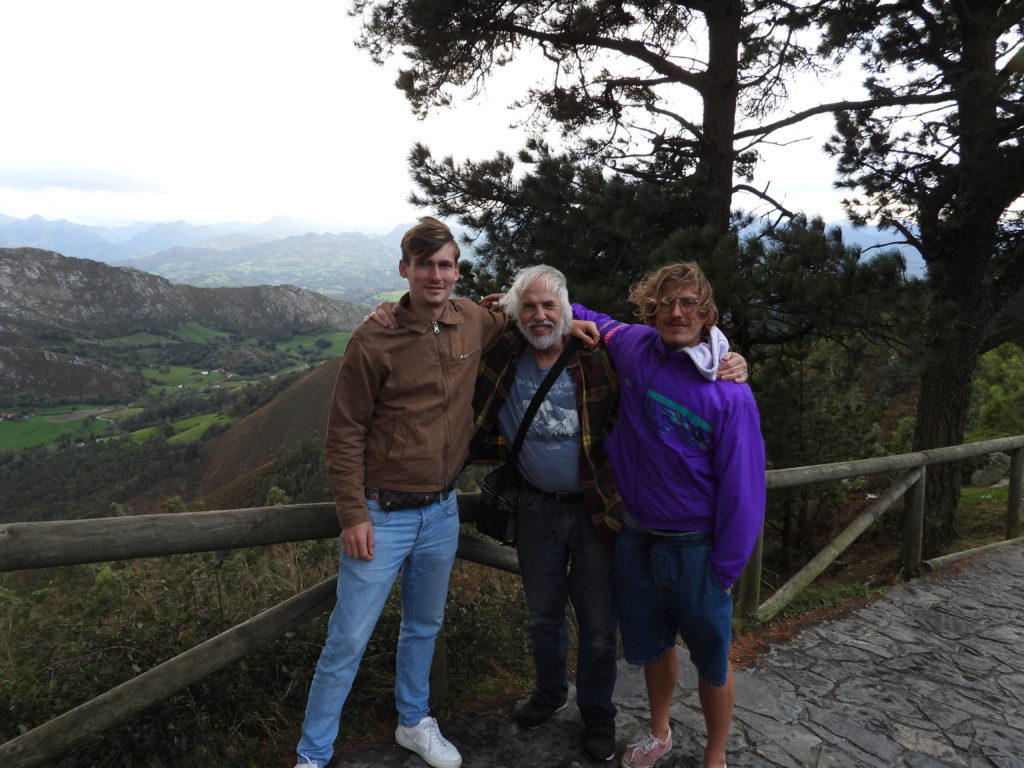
[324,540,1024,768]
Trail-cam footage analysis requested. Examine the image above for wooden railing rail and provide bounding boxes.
[0,495,514,574]
[764,434,1024,489]
[738,434,1024,620]
[753,468,922,622]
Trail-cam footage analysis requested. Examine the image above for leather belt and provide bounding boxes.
[522,478,584,504]
[365,485,454,511]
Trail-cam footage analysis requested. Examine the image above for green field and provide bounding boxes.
[273,331,350,358]
[0,408,117,451]
[174,322,233,343]
[75,323,233,349]
[142,366,235,394]
[366,290,405,304]
[1,323,340,451]
[168,413,235,443]
[126,412,235,444]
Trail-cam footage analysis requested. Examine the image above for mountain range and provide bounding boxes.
[0,213,415,302]
[0,213,925,294]
[0,212,390,261]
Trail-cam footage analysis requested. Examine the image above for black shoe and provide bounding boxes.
[582,720,616,762]
[513,694,568,729]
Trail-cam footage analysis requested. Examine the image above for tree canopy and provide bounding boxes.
[356,0,818,232]
[813,0,1024,548]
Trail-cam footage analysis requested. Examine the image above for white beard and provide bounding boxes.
[519,320,561,350]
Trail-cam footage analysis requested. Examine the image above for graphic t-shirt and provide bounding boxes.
[497,346,581,492]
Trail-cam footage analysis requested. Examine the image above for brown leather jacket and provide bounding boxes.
[325,295,507,528]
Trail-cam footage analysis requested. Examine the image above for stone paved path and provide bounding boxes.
[327,541,1024,768]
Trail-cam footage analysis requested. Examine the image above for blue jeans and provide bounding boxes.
[296,494,460,764]
[515,485,617,724]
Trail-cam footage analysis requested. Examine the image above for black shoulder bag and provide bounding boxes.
[476,338,579,545]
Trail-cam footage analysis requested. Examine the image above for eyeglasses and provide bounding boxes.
[657,297,701,313]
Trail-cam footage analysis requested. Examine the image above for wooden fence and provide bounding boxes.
[1,436,1022,767]
[736,434,1024,621]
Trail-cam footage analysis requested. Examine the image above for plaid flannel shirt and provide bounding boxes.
[468,329,625,537]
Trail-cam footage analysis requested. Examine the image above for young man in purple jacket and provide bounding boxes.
[572,262,766,768]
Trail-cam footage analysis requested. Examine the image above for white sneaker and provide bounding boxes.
[293,757,323,768]
[395,716,463,768]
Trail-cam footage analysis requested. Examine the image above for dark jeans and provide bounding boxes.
[515,484,617,724]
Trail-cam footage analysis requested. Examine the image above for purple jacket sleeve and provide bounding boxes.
[710,396,767,587]
[571,303,630,347]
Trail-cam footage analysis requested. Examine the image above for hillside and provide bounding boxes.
[197,357,341,497]
[0,248,367,400]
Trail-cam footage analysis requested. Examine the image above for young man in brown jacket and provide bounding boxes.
[294,217,507,768]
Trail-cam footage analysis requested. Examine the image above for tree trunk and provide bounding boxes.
[698,0,741,235]
[906,2,1014,558]
[910,230,992,554]
[910,339,979,555]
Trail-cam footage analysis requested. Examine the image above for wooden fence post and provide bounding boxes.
[737,529,763,618]
[1006,448,1023,541]
[902,466,926,580]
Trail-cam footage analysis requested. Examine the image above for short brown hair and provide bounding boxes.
[629,261,719,328]
[400,216,460,264]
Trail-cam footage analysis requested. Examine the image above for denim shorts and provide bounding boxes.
[614,524,733,686]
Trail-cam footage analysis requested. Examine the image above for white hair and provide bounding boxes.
[500,264,573,339]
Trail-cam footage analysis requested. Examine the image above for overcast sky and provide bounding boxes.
[1,1,854,233]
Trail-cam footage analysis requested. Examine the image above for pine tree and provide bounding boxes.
[813,0,1024,553]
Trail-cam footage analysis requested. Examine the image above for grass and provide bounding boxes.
[0,410,115,451]
[167,414,235,443]
[365,290,406,304]
[104,407,144,421]
[30,404,107,415]
[956,484,1012,545]
[173,322,233,343]
[142,366,232,394]
[74,324,231,348]
[126,426,160,442]
[127,413,236,443]
[84,332,173,348]
[272,332,350,359]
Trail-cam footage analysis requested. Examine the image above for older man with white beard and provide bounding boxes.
[468,265,746,763]
[469,264,624,763]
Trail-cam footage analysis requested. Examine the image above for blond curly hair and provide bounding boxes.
[629,262,719,329]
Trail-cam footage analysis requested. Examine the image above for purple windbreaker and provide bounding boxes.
[572,303,767,587]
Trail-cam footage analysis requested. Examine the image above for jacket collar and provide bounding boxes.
[396,293,465,333]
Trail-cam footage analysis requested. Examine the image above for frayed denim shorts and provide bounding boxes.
[614,524,732,686]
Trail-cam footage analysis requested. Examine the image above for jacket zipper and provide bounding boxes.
[433,320,451,487]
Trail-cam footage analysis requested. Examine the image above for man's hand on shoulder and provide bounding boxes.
[479,292,505,310]
[571,319,600,348]
[363,302,399,329]
[342,521,375,560]
[718,352,748,383]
